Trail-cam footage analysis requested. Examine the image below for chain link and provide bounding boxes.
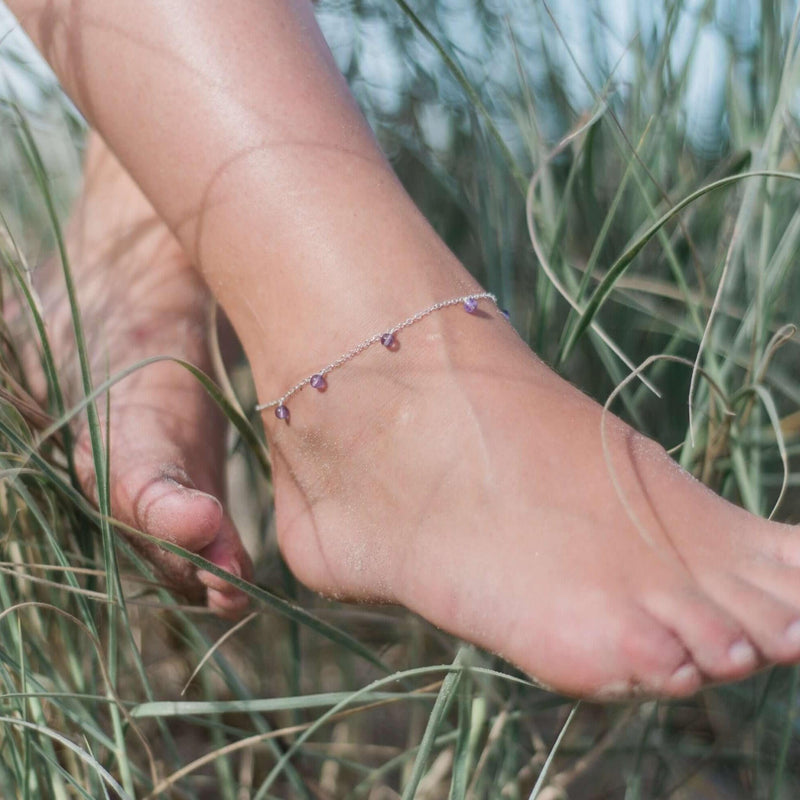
[256,292,498,411]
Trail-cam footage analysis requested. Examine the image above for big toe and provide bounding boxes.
[130,468,223,552]
[100,458,253,613]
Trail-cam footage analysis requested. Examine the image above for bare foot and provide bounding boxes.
[256,276,800,698]
[20,134,252,616]
[10,0,794,696]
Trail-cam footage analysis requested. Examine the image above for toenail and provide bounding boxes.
[667,663,701,694]
[785,620,800,647]
[728,639,758,668]
[160,466,195,489]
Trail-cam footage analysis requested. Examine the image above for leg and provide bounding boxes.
[9,0,800,696]
[20,130,252,615]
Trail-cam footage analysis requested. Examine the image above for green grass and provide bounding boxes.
[2,0,800,797]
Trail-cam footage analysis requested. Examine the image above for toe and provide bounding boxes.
[129,473,223,552]
[197,516,254,586]
[642,585,759,682]
[197,515,254,615]
[701,572,800,664]
[105,458,254,614]
[207,588,252,620]
[519,598,701,699]
[619,608,701,697]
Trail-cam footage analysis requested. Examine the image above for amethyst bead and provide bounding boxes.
[381,332,395,348]
[310,373,327,390]
[499,307,510,320]
[463,296,478,313]
[275,404,290,420]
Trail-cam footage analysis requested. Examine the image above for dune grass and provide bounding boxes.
[1,0,800,797]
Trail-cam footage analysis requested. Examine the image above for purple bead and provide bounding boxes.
[275,404,290,420]
[381,332,395,348]
[500,307,510,320]
[310,373,327,390]
[463,297,478,313]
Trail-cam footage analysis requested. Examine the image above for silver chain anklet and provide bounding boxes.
[257,292,505,421]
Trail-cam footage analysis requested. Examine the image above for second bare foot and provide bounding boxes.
[21,134,253,615]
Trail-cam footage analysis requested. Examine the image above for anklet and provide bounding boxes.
[257,292,504,420]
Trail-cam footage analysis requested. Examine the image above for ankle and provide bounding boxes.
[246,251,485,410]
[194,152,485,400]
[259,288,517,462]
